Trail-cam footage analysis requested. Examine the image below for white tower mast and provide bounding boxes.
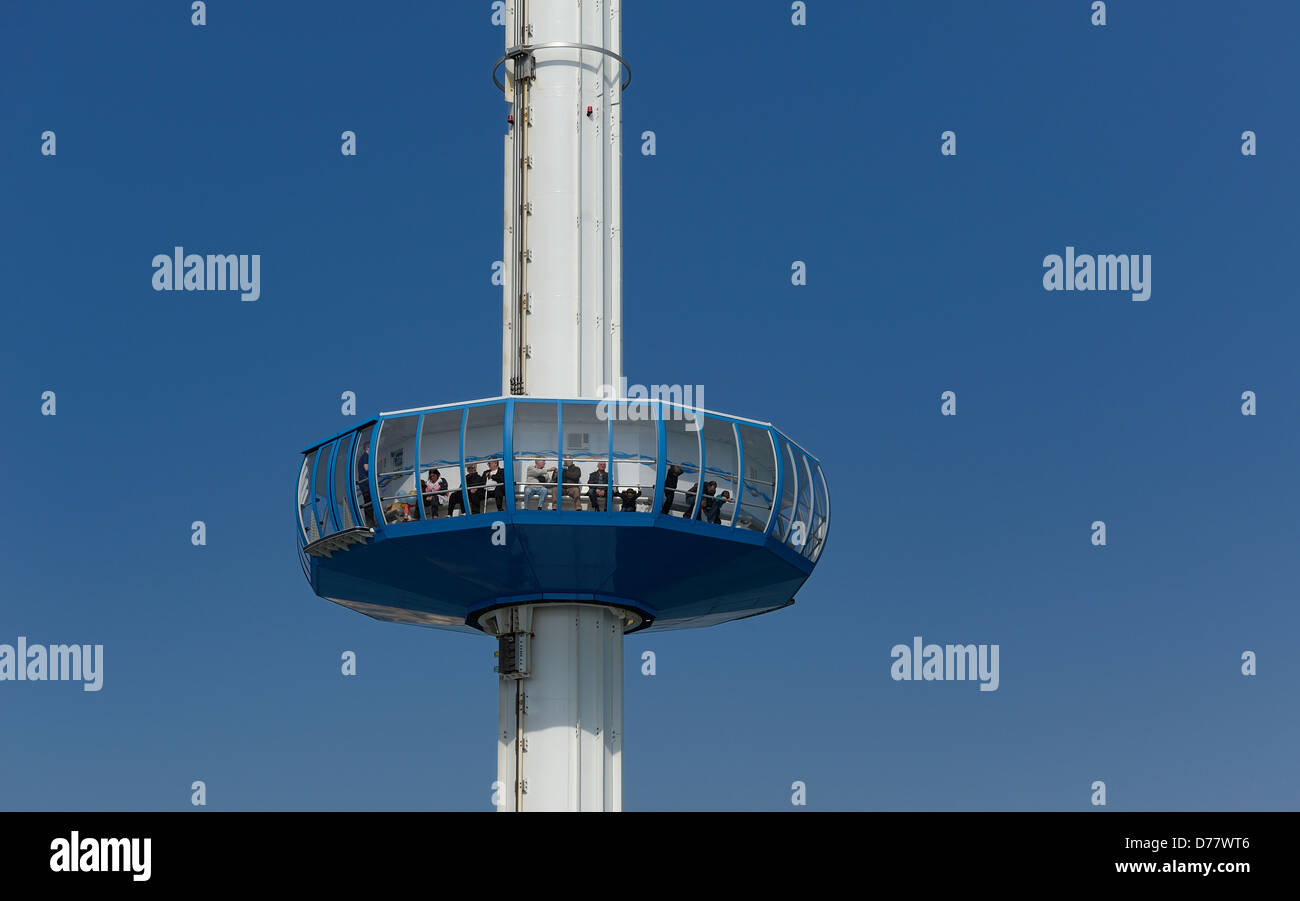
[500,0,624,399]
[489,0,630,812]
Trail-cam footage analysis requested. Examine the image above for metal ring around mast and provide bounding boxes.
[493,42,632,92]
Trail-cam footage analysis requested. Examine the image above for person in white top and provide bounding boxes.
[485,459,506,512]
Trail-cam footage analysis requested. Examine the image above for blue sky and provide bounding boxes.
[1,1,1296,810]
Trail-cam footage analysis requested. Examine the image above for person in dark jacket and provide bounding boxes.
[465,463,486,514]
[586,461,609,511]
[560,459,582,509]
[356,446,373,525]
[661,464,683,515]
[695,481,716,521]
[618,487,641,512]
[445,475,466,517]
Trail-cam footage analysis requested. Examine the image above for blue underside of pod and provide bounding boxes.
[310,514,815,634]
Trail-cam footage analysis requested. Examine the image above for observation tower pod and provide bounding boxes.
[296,1,829,811]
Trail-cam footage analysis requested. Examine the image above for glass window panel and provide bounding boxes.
[376,416,419,524]
[353,425,375,527]
[811,464,829,562]
[313,441,337,537]
[514,402,559,510]
[465,404,506,515]
[787,444,813,554]
[791,453,814,554]
[699,417,738,526]
[801,456,819,559]
[736,425,777,533]
[331,433,358,531]
[611,408,656,514]
[418,410,462,519]
[561,403,610,511]
[801,455,824,560]
[298,452,316,543]
[773,438,797,541]
[662,415,701,518]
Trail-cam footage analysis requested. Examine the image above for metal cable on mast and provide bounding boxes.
[507,2,533,395]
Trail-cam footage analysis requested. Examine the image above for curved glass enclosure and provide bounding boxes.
[331,432,358,532]
[699,418,738,526]
[297,453,316,542]
[611,408,656,514]
[375,416,418,524]
[792,450,814,556]
[353,424,375,527]
[561,402,608,511]
[771,440,792,542]
[298,399,828,562]
[513,401,559,510]
[465,404,506,516]
[663,415,701,519]
[736,424,777,533]
[810,464,830,562]
[311,445,334,539]
[418,410,461,519]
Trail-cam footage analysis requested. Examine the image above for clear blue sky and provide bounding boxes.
[1,1,1296,810]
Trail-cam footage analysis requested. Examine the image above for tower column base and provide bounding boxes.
[483,603,624,811]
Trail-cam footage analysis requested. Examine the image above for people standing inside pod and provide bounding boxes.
[696,481,717,521]
[707,490,731,525]
[683,481,698,518]
[485,459,506,512]
[313,490,329,536]
[465,462,486,515]
[561,458,582,509]
[524,458,556,510]
[661,464,683,515]
[587,461,609,511]
[356,444,373,525]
